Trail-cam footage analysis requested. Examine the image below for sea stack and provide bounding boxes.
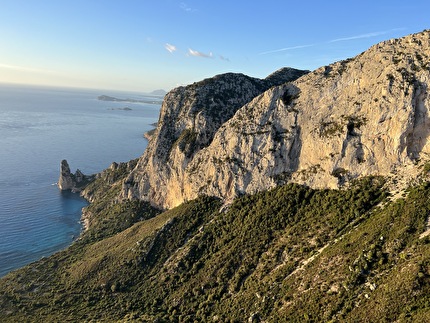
[58,159,93,192]
[58,159,74,190]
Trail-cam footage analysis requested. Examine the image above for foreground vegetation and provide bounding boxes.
[0,172,429,321]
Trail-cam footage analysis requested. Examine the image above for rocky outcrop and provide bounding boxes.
[58,160,93,192]
[123,30,430,209]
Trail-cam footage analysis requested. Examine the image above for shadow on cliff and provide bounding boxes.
[406,81,430,160]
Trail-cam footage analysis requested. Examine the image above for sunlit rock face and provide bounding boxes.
[123,30,430,209]
[122,68,308,209]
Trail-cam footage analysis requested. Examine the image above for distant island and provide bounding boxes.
[108,107,132,111]
[149,89,167,96]
[98,95,163,105]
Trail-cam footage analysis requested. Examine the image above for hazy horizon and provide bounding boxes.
[1,1,429,92]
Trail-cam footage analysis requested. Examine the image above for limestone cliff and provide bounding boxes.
[123,30,430,209]
[122,68,308,208]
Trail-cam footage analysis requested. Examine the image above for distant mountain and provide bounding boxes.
[149,89,167,96]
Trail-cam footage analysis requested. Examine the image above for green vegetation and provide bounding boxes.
[173,128,198,158]
[281,88,300,106]
[317,114,367,138]
[1,175,429,322]
[337,57,354,75]
[296,164,323,181]
[318,120,344,138]
[331,167,349,178]
[423,161,430,174]
[342,114,367,131]
[78,159,162,243]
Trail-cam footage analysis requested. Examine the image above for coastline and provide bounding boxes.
[0,84,161,278]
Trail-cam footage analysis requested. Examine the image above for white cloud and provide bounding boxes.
[165,43,177,53]
[188,48,213,58]
[258,44,315,55]
[180,2,196,12]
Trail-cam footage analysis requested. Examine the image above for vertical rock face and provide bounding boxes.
[183,85,304,203]
[123,30,430,209]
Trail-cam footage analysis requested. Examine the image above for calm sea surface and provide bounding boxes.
[0,84,161,277]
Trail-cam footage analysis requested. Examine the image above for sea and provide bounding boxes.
[0,83,161,277]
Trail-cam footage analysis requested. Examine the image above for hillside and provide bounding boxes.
[1,30,430,322]
[1,167,429,321]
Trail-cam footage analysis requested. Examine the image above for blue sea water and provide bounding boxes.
[0,84,161,277]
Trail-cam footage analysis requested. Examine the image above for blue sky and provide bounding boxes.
[0,0,429,92]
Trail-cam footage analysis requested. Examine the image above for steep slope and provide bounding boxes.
[125,30,430,209]
[121,68,309,209]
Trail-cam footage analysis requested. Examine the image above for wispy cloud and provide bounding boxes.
[257,28,406,57]
[164,44,228,61]
[329,28,406,43]
[258,44,315,55]
[165,43,177,53]
[188,48,213,58]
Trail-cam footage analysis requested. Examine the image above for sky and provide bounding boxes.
[0,0,429,93]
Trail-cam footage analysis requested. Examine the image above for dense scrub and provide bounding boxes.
[1,177,429,322]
